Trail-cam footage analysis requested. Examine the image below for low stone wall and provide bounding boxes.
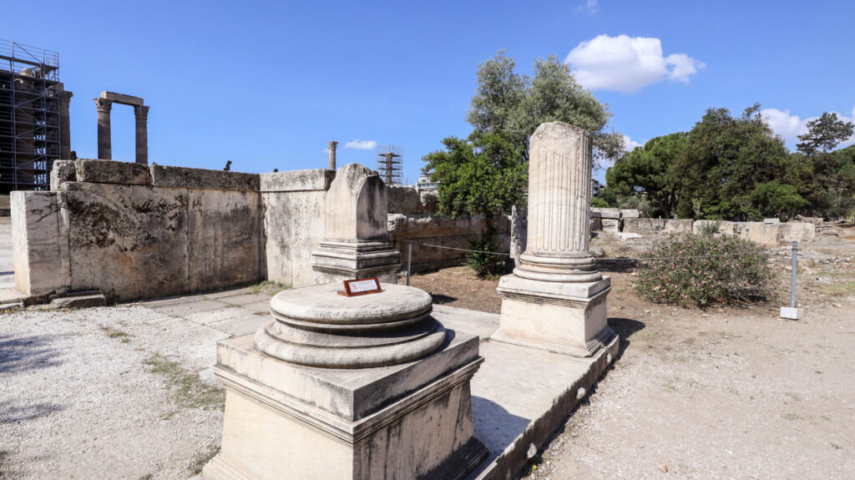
[15,160,266,301]
[607,215,817,246]
[388,213,511,272]
[693,220,816,245]
[622,218,693,235]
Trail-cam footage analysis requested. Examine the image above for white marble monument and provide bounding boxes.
[202,283,487,480]
[311,164,401,284]
[493,122,617,357]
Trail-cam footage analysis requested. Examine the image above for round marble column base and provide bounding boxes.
[515,253,602,283]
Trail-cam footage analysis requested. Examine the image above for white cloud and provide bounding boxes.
[623,134,643,152]
[344,139,377,150]
[565,35,704,93]
[761,106,855,147]
[578,0,598,14]
[322,148,330,154]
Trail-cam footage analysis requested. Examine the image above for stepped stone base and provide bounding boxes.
[493,274,615,357]
[202,331,487,480]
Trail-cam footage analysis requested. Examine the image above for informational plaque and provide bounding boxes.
[337,277,382,297]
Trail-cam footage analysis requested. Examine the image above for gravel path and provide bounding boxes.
[0,305,228,479]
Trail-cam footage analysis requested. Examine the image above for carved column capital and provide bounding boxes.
[134,105,150,122]
[94,97,112,113]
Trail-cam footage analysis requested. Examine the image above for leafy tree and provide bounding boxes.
[593,185,619,207]
[749,181,810,220]
[422,133,527,226]
[606,133,687,218]
[677,104,789,220]
[466,51,623,164]
[796,112,855,155]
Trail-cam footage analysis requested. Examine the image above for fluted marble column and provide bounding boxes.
[494,121,616,358]
[516,122,601,283]
[94,98,112,160]
[134,105,150,165]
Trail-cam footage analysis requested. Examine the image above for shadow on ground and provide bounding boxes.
[0,400,64,424]
[0,334,64,375]
[430,294,458,305]
[607,317,646,359]
[596,258,640,273]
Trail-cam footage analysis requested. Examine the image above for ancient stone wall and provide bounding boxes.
[388,213,511,272]
[15,160,266,301]
[260,169,334,288]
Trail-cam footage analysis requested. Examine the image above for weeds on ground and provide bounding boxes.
[248,280,289,296]
[466,232,503,279]
[100,325,132,343]
[143,354,224,417]
[189,445,220,475]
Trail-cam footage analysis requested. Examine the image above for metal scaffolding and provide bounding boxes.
[375,145,403,185]
[0,39,62,192]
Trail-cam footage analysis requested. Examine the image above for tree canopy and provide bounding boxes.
[424,50,621,223]
[606,132,687,219]
[465,51,624,164]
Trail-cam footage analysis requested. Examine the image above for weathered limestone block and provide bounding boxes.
[495,122,616,358]
[262,192,327,288]
[62,183,189,300]
[837,225,855,239]
[387,184,422,214]
[419,190,439,213]
[780,222,816,244]
[591,207,620,219]
[12,192,71,297]
[740,223,783,245]
[312,164,400,284]
[621,218,693,235]
[186,190,264,292]
[150,165,259,191]
[259,169,334,193]
[763,218,781,224]
[50,160,76,191]
[203,283,487,480]
[620,209,640,219]
[75,159,151,185]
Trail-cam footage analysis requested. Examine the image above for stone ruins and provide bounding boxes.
[494,122,617,357]
[10,121,618,479]
[94,91,150,165]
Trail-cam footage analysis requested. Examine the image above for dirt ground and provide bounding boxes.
[409,235,855,480]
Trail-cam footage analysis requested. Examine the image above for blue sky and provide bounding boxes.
[5,0,854,183]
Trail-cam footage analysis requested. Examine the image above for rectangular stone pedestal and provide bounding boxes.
[202,331,487,480]
[493,274,615,357]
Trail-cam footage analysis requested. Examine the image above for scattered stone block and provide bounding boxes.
[780,307,804,320]
[49,291,107,308]
[763,218,781,224]
[75,159,151,185]
[150,164,259,191]
[620,209,640,218]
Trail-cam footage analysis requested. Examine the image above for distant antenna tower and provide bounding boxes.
[375,145,403,185]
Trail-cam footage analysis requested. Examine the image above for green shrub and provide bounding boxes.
[635,234,776,306]
[466,232,502,278]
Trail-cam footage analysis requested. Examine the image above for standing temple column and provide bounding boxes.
[328,140,338,170]
[94,98,112,160]
[493,122,617,358]
[134,105,150,165]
